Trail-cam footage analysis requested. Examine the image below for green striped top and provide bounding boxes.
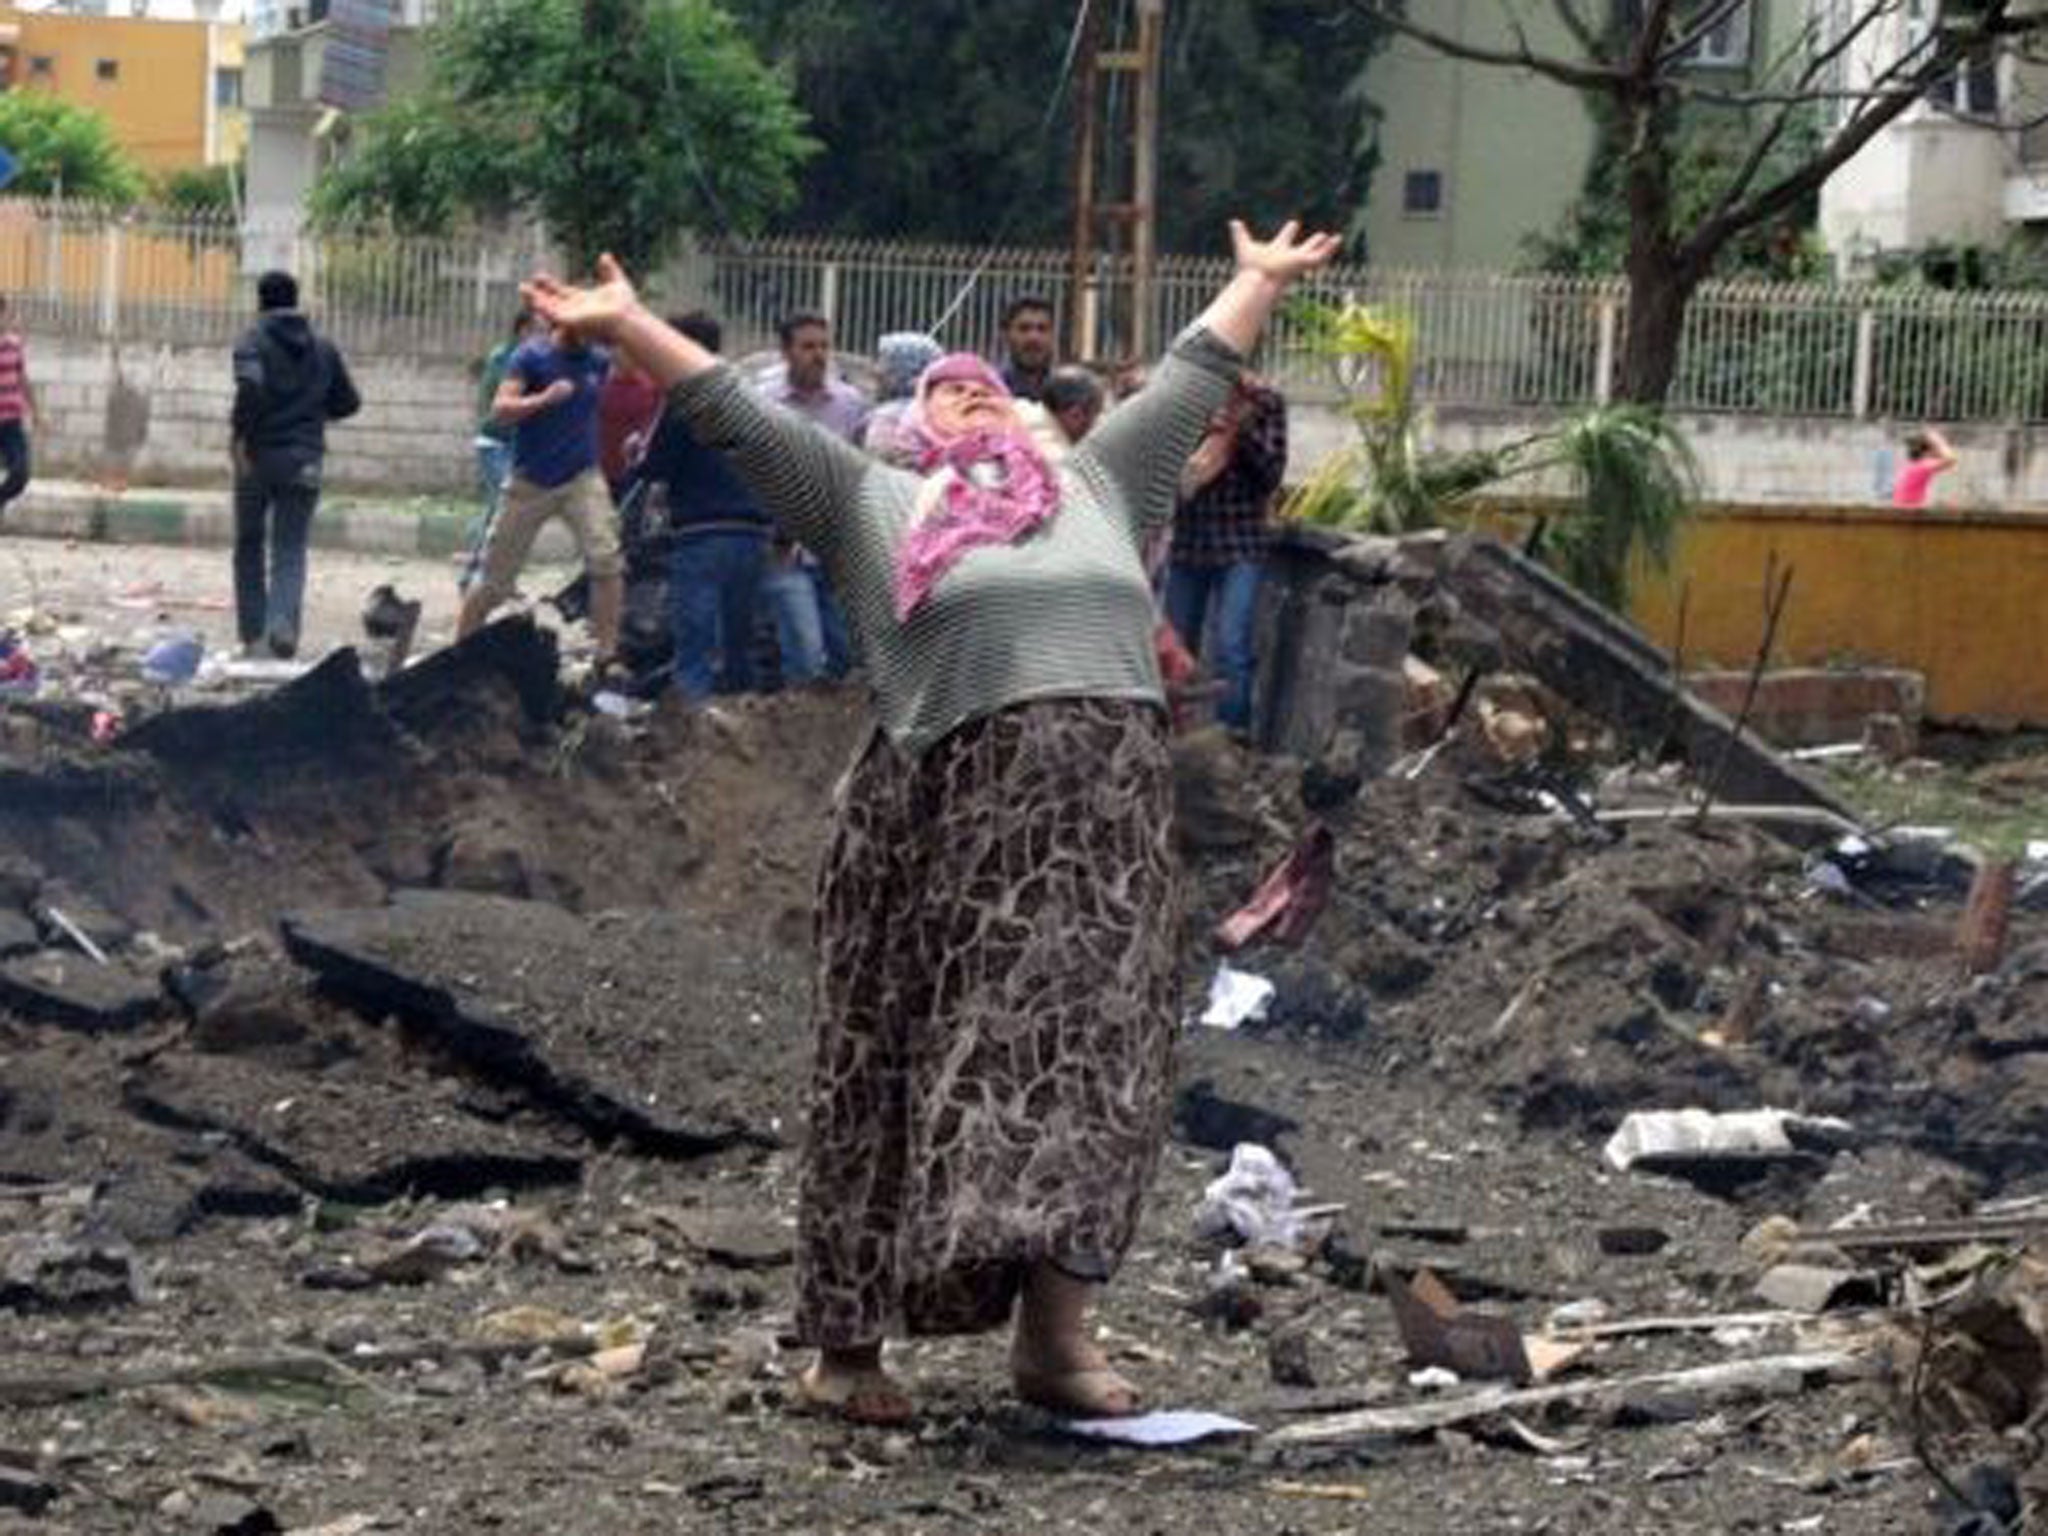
[666,326,1244,757]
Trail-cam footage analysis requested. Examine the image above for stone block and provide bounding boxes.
[1339,601,1414,669]
[1683,667,1925,749]
[1330,665,1408,770]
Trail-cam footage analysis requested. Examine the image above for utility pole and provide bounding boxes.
[1068,0,1164,364]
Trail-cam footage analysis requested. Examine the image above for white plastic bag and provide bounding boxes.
[1192,1143,1301,1249]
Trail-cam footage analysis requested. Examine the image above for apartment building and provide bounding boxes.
[0,0,246,169]
[1357,2,1834,270]
[1816,0,2048,269]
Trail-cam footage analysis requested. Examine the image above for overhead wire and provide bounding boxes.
[924,0,1096,338]
[652,1,1096,343]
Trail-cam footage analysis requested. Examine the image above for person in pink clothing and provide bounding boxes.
[1892,427,1957,507]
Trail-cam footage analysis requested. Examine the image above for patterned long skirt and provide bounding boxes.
[797,696,1180,1347]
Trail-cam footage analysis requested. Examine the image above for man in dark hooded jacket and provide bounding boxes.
[230,270,360,658]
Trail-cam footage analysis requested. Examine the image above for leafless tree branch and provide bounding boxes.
[1688,31,1970,263]
[1355,2,1624,90]
[1547,0,1603,60]
[1690,0,1903,238]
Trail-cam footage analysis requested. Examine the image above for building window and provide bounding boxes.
[28,56,53,78]
[1928,43,1998,118]
[94,58,118,83]
[1619,1,1751,69]
[1402,170,1444,218]
[215,67,243,107]
[1681,2,1751,68]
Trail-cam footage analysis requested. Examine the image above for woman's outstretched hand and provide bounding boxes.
[1229,219,1342,287]
[522,253,641,343]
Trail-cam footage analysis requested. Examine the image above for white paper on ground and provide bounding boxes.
[1059,1410,1258,1446]
[1603,1108,1854,1172]
[1197,963,1274,1029]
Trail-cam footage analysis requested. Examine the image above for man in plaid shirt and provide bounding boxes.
[1163,374,1287,733]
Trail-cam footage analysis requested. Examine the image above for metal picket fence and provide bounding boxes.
[17,197,2048,422]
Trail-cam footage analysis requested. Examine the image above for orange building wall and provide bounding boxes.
[1459,500,2048,728]
[1,9,223,172]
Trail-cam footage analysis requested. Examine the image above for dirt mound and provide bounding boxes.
[0,618,868,945]
[1182,751,2048,1183]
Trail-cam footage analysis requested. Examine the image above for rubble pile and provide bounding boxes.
[0,548,2043,1528]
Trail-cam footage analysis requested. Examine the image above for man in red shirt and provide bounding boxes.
[596,356,663,501]
[0,295,42,514]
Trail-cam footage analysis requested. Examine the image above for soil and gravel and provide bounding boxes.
[1,618,2042,1533]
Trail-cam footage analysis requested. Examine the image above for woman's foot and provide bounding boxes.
[1011,1264,1144,1419]
[794,1347,915,1427]
[1011,1345,1144,1419]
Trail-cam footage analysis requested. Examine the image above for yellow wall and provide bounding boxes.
[1463,500,2048,728]
[0,9,243,172]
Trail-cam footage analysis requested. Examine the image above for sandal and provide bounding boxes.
[791,1363,916,1427]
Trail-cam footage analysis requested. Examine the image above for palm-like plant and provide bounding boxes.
[1285,299,1700,610]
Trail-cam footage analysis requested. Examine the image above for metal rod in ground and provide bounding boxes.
[1694,555,1794,829]
[1658,579,1691,762]
[1958,858,2017,976]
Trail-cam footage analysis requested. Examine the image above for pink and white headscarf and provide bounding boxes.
[892,354,1062,620]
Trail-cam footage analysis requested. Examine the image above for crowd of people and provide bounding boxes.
[454,279,1291,729]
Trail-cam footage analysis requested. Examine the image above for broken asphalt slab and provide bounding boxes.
[0,952,165,1032]
[280,891,781,1157]
[124,1049,583,1205]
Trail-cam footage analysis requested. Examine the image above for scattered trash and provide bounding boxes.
[1814,830,1975,908]
[1196,963,1275,1029]
[1058,1410,1257,1446]
[1190,1250,1264,1331]
[1214,824,1336,951]
[141,632,204,685]
[1387,1268,1584,1385]
[1957,859,2017,976]
[38,904,110,966]
[0,633,38,696]
[0,1231,146,1313]
[1266,1328,1319,1388]
[361,584,424,675]
[1263,1479,1373,1505]
[365,1222,489,1285]
[1753,1263,1886,1315]
[1193,1144,1311,1251]
[1173,1078,1300,1153]
[1603,1108,1855,1174]
[1266,1351,1872,1447]
[591,690,651,721]
[0,1467,60,1516]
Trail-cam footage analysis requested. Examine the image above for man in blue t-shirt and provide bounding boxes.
[455,324,623,659]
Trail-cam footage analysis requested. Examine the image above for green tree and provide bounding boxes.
[0,91,148,203]
[722,0,1383,252]
[1288,300,1698,609]
[155,164,240,217]
[311,0,813,273]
